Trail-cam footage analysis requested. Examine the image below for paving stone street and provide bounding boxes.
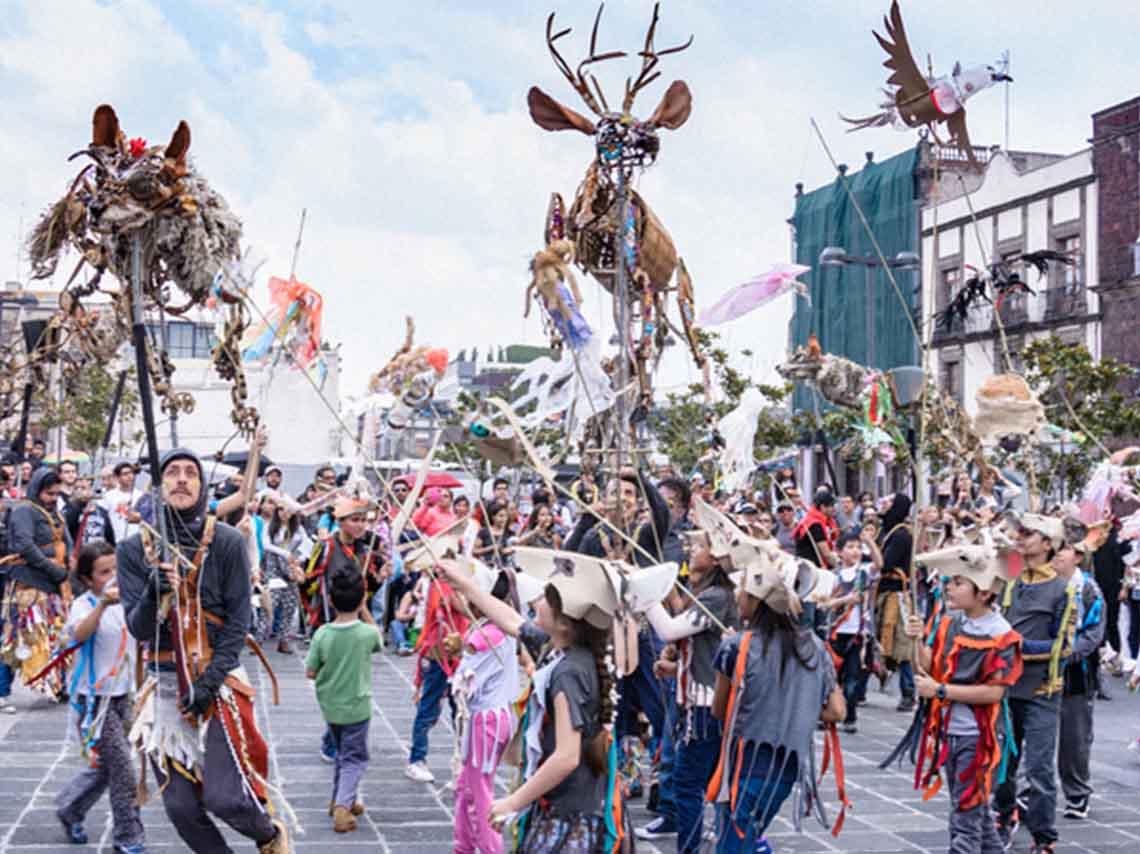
[2,646,1139,853]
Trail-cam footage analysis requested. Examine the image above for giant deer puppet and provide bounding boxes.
[527,3,706,406]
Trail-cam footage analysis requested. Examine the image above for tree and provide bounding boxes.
[38,363,140,468]
[1018,336,1140,497]
[649,329,800,477]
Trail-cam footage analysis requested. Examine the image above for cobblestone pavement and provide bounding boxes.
[2,647,1138,853]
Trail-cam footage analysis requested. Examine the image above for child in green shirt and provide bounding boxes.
[305,566,382,833]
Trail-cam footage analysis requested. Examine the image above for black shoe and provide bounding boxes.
[1096,687,1112,701]
[996,809,1019,852]
[57,811,87,845]
[896,696,916,712]
[1064,797,1090,820]
[646,780,660,814]
[842,722,858,734]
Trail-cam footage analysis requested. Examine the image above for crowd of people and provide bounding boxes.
[1,432,1139,854]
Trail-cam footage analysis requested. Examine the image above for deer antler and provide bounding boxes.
[545,5,626,117]
[623,2,693,114]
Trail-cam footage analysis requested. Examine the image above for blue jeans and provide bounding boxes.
[390,620,410,650]
[0,605,11,699]
[656,684,679,822]
[674,707,722,854]
[898,661,915,699]
[715,746,796,854]
[321,725,336,757]
[369,588,386,626]
[617,629,666,739]
[409,658,452,764]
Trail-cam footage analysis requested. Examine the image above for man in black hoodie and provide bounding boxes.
[1,467,72,698]
[117,449,291,854]
[565,467,672,795]
[874,492,916,711]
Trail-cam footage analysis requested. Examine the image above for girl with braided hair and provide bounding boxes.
[438,553,634,854]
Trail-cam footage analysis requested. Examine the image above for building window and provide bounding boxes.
[936,266,965,335]
[196,325,217,356]
[147,321,217,359]
[996,250,1028,325]
[1056,234,1082,290]
[1045,234,1085,319]
[942,359,963,404]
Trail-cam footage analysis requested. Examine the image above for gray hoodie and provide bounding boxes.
[6,467,72,593]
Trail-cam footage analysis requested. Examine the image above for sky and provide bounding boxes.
[1,0,1136,401]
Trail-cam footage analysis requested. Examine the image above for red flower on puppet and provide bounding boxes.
[128,137,148,159]
[425,348,449,375]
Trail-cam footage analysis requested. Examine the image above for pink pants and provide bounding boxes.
[454,708,512,854]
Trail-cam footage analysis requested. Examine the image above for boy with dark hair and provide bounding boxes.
[824,533,873,733]
[1053,525,1106,821]
[305,565,382,833]
[994,514,1077,854]
[899,543,1022,854]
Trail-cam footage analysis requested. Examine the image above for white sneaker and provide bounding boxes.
[0,698,16,715]
[404,761,435,783]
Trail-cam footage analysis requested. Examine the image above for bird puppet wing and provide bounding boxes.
[878,0,929,106]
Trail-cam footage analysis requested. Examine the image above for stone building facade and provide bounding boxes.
[1092,97,1140,396]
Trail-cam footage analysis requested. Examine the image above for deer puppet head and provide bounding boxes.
[527,3,692,170]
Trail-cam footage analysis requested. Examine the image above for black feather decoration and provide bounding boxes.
[879,699,930,769]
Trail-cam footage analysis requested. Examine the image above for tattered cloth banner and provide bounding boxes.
[242,276,325,372]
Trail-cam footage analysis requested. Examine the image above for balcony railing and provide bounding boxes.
[1043,286,1087,321]
[995,294,1028,328]
[932,312,966,341]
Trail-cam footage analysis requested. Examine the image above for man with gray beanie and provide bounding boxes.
[117,449,292,854]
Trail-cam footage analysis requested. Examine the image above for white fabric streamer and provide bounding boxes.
[510,337,614,443]
[717,386,767,492]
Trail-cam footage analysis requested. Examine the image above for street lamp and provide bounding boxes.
[0,290,39,336]
[818,248,920,368]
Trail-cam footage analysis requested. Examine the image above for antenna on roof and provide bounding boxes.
[1003,49,1012,151]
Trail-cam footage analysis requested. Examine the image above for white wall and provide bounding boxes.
[124,349,344,465]
[922,149,1098,417]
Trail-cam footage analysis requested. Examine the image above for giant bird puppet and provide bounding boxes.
[843,1,1012,168]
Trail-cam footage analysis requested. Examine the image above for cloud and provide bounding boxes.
[1,0,1136,408]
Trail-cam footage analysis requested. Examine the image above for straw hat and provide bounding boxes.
[333,495,374,520]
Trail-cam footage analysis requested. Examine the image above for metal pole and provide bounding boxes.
[866,261,876,369]
[614,168,631,468]
[128,235,167,553]
[157,318,178,447]
[55,359,64,459]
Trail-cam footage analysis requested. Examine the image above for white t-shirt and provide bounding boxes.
[65,593,134,697]
[101,487,144,542]
[834,564,870,635]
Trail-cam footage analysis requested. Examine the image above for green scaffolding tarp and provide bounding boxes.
[790,146,921,412]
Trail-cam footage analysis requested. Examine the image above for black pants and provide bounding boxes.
[1128,598,1140,660]
[831,634,863,724]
